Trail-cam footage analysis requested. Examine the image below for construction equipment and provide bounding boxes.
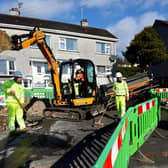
[0,27,102,120]
[0,27,156,121]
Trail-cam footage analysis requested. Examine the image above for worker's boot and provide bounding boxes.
[19,127,32,133]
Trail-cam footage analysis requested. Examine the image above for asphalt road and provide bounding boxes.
[0,112,116,168]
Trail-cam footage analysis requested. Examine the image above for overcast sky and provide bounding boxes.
[0,0,167,57]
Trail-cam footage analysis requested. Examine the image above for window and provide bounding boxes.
[61,63,72,83]
[8,60,15,75]
[97,66,105,74]
[60,38,66,50]
[37,64,42,73]
[87,62,94,83]
[62,64,69,74]
[59,38,77,51]
[0,60,15,75]
[96,42,111,54]
[97,66,112,75]
[44,63,50,74]
[0,60,7,74]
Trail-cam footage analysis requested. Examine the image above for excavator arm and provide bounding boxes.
[11,27,63,104]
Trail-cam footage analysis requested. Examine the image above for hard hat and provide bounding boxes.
[116,72,122,78]
[76,65,81,71]
[13,71,23,78]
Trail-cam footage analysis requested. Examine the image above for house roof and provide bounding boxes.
[153,19,168,27]
[0,13,118,39]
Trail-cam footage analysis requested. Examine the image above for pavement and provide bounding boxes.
[129,104,168,168]
[129,121,168,168]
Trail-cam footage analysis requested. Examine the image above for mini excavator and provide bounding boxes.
[0,27,105,120]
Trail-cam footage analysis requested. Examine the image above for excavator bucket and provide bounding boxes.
[0,30,13,52]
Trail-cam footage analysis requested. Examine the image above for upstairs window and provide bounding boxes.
[96,42,111,54]
[59,38,77,51]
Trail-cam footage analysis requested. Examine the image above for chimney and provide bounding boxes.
[9,8,20,16]
[80,19,88,27]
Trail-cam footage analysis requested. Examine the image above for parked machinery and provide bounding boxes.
[0,27,156,121]
[2,26,105,120]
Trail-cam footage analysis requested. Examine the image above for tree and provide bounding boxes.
[123,26,168,69]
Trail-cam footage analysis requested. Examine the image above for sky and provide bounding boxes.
[0,0,167,58]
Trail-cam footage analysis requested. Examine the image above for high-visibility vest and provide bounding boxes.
[0,80,24,104]
[113,80,129,97]
[75,71,84,81]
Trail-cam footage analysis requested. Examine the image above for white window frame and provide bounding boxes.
[0,59,16,75]
[59,38,78,51]
[96,65,106,75]
[105,44,111,54]
[97,66,112,76]
[8,60,16,75]
[0,59,7,75]
[96,42,111,54]
[59,38,66,50]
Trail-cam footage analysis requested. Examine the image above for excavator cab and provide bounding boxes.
[60,59,97,106]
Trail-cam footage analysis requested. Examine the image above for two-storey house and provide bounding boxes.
[0,8,118,88]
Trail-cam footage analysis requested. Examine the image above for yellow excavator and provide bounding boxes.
[0,27,102,120]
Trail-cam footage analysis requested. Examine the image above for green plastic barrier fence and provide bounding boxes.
[0,88,54,105]
[151,88,168,101]
[93,97,160,168]
[93,110,131,168]
[150,88,168,120]
[24,88,54,100]
[129,97,159,156]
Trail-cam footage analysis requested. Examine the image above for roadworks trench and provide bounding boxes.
[0,92,151,168]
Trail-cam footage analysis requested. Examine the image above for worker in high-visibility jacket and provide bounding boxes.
[75,66,84,82]
[113,72,129,118]
[74,65,85,96]
[0,71,26,132]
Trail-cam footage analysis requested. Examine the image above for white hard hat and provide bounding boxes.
[76,65,81,71]
[116,72,122,78]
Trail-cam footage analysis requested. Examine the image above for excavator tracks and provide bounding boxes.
[44,107,87,121]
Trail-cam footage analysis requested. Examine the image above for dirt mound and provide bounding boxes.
[0,30,13,52]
